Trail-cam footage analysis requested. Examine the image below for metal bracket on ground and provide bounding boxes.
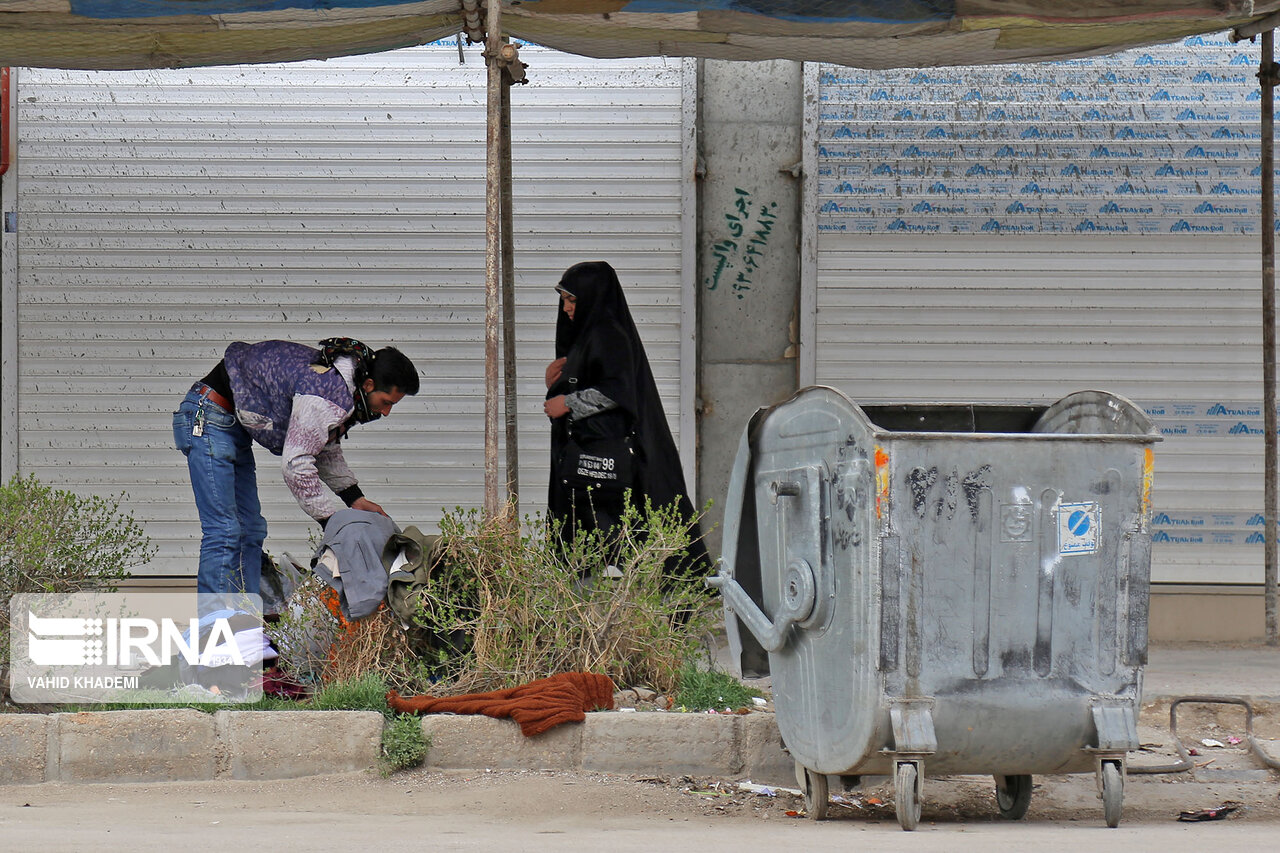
[1128,694,1280,774]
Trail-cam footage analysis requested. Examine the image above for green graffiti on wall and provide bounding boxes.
[706,187,779,299]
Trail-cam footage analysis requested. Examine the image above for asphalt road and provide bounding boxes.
[2,767,1278,853]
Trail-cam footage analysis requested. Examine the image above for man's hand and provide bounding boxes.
[351,496,388,517]
[545,357,566,389]
[543,395,569,419]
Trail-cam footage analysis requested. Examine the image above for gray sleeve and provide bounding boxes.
[565,388,618,419]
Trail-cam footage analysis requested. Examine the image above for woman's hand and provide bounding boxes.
[543,395,570,419]
[545,357,566,389]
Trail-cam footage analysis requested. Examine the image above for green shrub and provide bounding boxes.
[308,671,391,713]
[381,713,430,774]
[0,474,155,669]
[675,663,762,712]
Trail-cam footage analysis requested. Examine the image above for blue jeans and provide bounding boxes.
[173,386,267,594]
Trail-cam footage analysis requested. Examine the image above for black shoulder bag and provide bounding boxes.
[558,427,636,495]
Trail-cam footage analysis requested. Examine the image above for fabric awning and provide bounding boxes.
[2,1,1279,71]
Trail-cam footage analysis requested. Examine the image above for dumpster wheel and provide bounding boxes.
[794,761,829,820]
[1100,761,1124,828]
[995,774,1032,820]
[895,762,922,831]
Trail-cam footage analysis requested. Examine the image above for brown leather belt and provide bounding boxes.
[194,382,233,412]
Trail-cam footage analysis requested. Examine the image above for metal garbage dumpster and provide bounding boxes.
[708,387,1159,830]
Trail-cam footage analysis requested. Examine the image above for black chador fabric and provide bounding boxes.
[546,261,711,581]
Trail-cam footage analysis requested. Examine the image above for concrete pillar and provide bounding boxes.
[697,59,804,552]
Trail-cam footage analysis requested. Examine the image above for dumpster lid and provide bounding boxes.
[1030,390,1158,437]
[859,391,1158,439]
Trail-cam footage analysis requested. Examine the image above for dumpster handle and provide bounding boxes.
[706,413,815,655]
[707,559,814,653]
[705,417,763,666]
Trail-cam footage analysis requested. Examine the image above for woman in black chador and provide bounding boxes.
[542,261,711,581]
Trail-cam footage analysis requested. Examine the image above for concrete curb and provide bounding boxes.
[4,697,1275,787]
[0,709,383,784]
[420,711,793,784]
[1,709,794,787]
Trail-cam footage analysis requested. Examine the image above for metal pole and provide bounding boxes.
[500,59,519,514]
[1262,30,1278,645]
[482,0,503,520]
[1236,12,1280,43]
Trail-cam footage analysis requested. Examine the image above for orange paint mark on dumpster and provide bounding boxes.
[875,446,890,518]
[1142,446,1154,519]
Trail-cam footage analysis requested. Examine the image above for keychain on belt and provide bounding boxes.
[193,407,206,437]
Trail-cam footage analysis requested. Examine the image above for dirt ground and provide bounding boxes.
[3,763,1279,851]
[363,763,1280,826]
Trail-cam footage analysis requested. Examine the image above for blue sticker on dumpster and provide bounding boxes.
[1058,502,1100,555]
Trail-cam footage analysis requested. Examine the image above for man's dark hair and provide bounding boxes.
[370,346,419,395]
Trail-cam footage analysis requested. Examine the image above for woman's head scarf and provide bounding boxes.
[554,261,640,360]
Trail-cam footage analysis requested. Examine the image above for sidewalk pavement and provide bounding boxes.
[1142,642,1280,703]
[2,641,1278,787]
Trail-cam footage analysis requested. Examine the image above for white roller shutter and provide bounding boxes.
[9,43,694,578]
[811,33,1269,585]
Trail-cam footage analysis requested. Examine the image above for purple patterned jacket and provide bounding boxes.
[224,340,359,521]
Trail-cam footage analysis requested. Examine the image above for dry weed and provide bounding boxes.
[271,496,717,698]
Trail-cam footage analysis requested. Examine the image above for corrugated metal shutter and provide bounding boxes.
[811,33,1268,585]
[11,44,693,577]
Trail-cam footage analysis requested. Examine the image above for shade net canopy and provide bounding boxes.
[2,0,1280,70]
